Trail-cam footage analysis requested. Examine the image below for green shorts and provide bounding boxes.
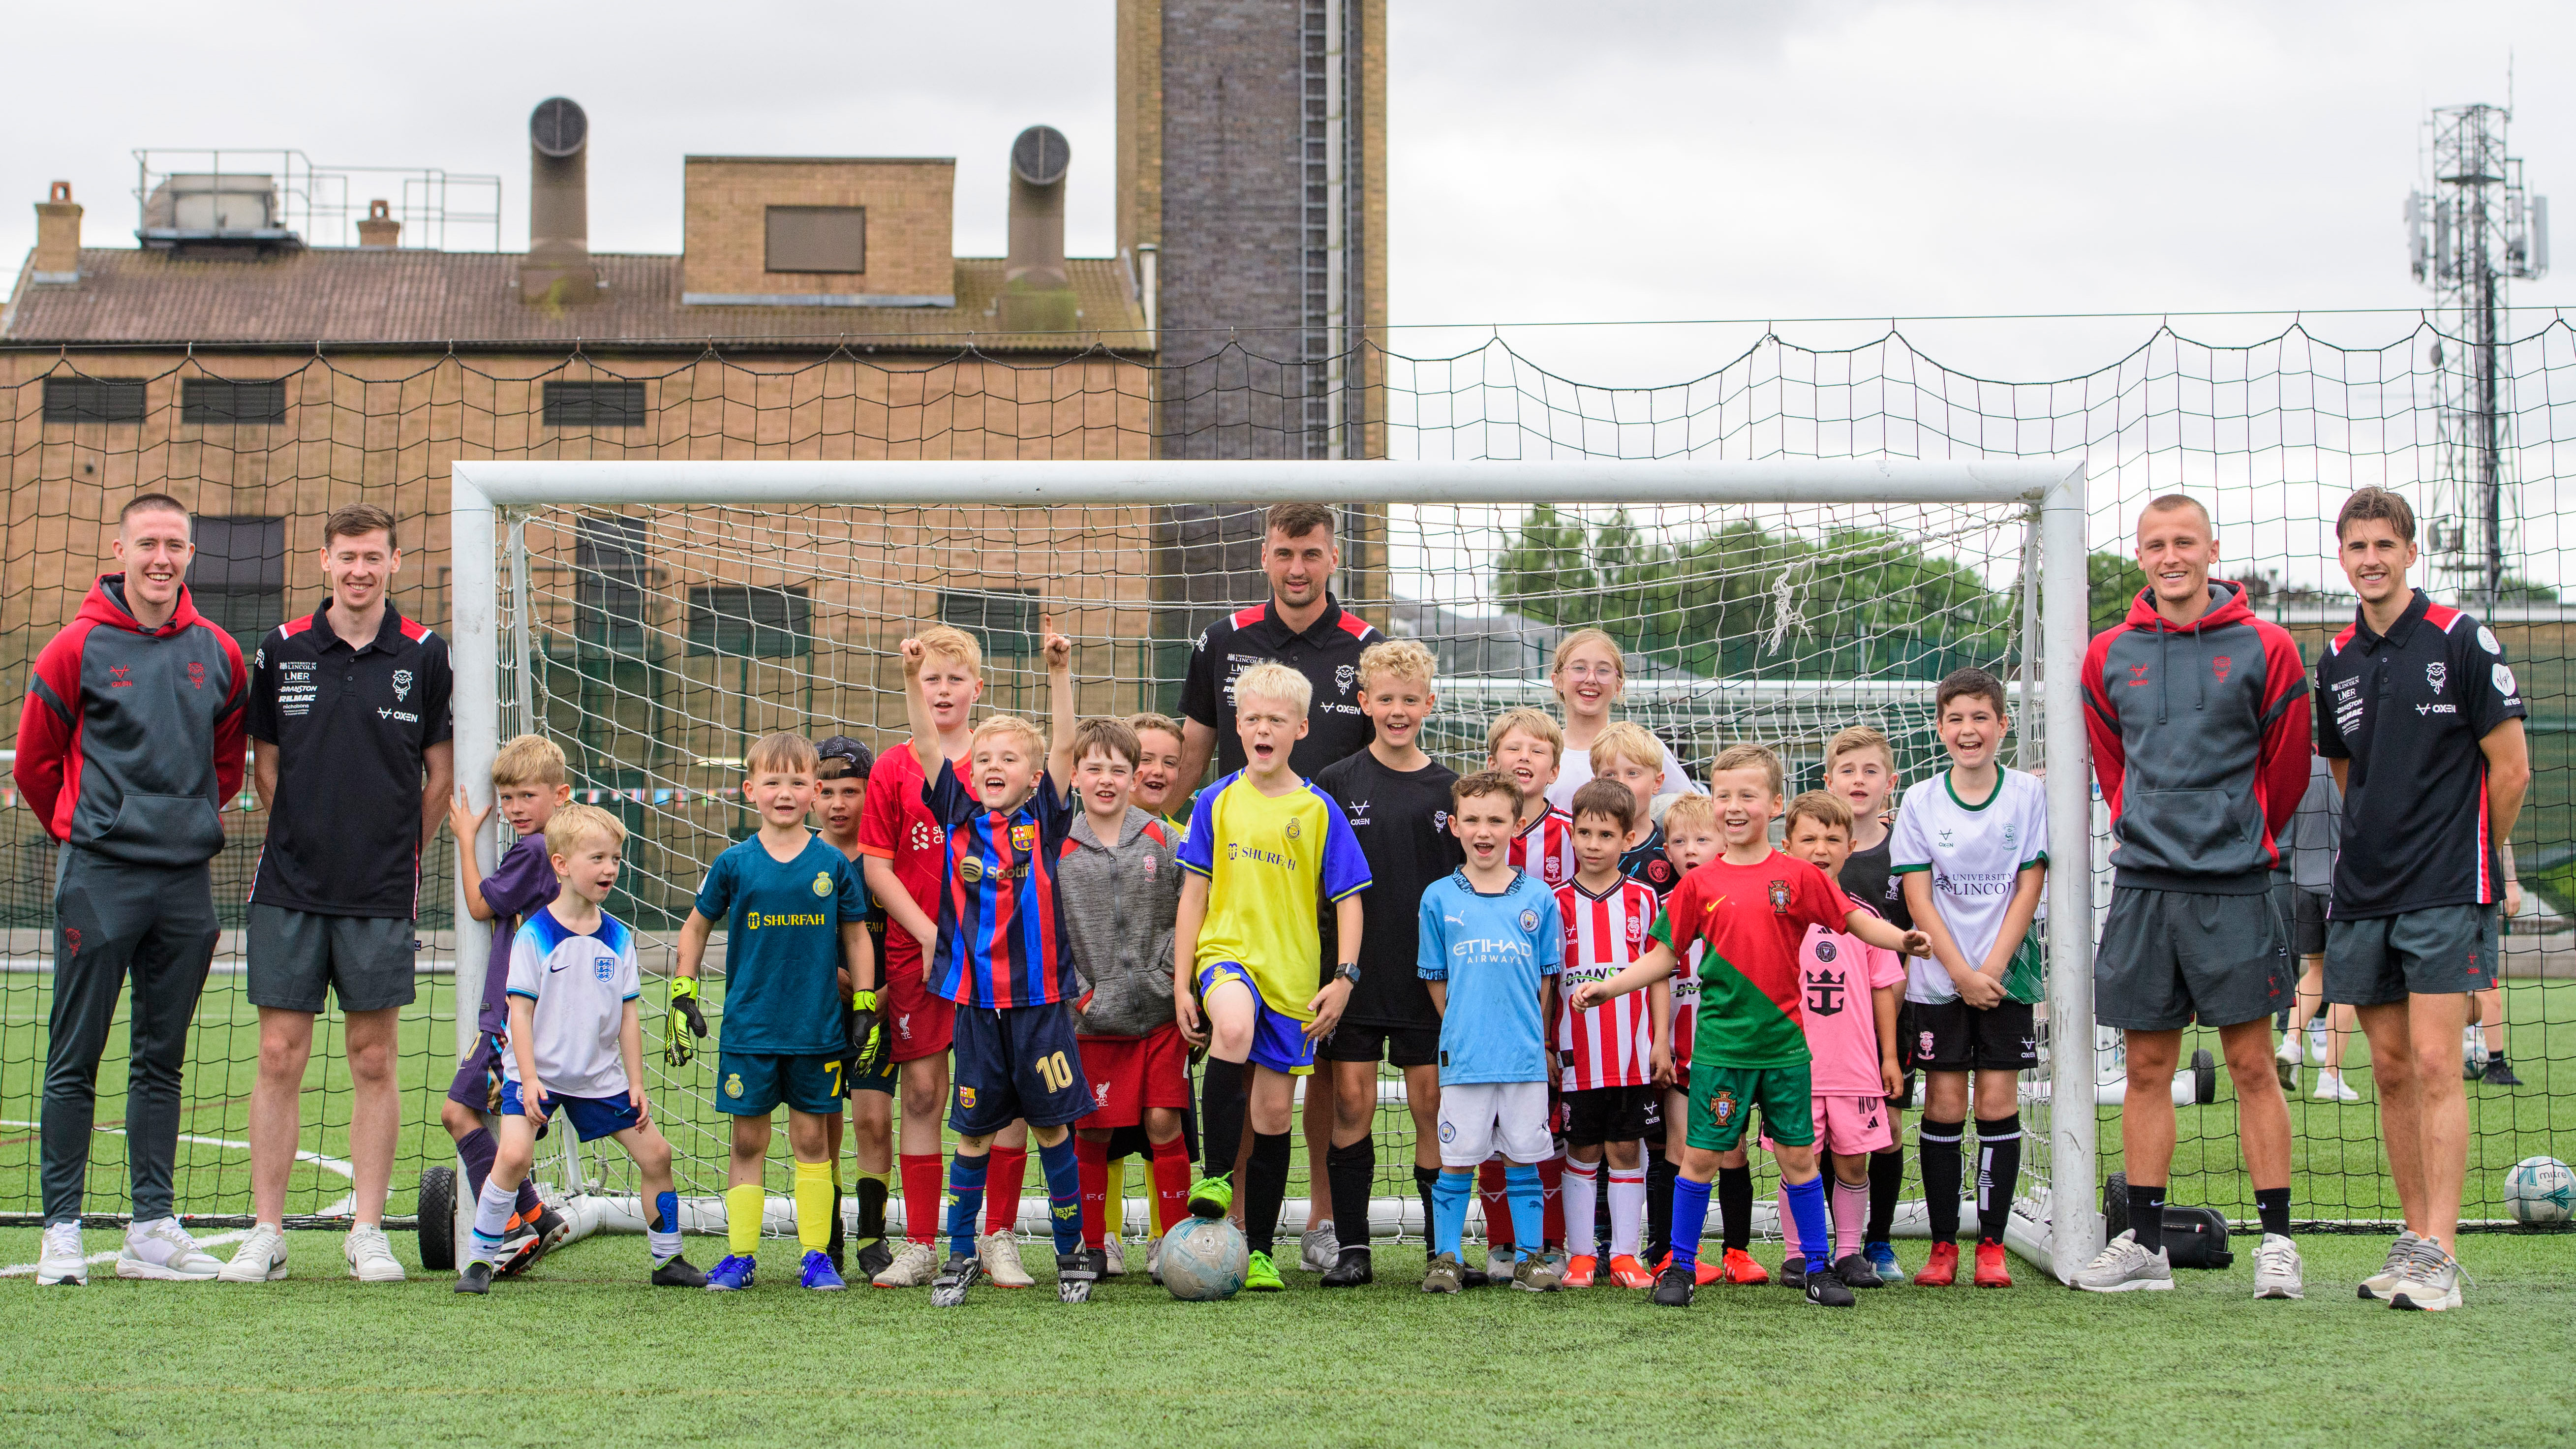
[1687,1060,1814,1153]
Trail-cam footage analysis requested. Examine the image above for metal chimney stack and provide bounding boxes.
[999,125,1077,332]
[521,96,599,307]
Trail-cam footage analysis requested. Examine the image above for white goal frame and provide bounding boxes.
[449,457,2100,1284]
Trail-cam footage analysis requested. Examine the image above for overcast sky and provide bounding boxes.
[6,0,2573,384]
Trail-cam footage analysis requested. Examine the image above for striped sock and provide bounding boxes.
[471,1177,515,1265]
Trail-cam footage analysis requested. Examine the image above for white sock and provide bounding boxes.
[648,1227,682,1263]
[472,1178,517,1264]
[1607,1167,1646,1257]
[1562,1156,1599,1256]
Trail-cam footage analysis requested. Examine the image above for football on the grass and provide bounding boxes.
[1159,1217,1250,1300]
[2506,1156,2573,1227]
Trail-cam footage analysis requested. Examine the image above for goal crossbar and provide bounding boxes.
[448,457,2100,1283]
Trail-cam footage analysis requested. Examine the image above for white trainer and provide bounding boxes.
[1301,1222,1342,1273]
[2389,1237,2465,1312]
[2275,1032,2300,1066]
[2311,1070,2359,1102]
[2306,1021,2329,1065]
[344,1224,406,1283]
[215,1223,287,1282]
[35,1222,88,1286]
[870,1239,939,1288]
[976,1230,1035,1288]
[117,1217,222,1281]
[2073,1229,2172,1293]
[2358,1230,2420,1300]
[2252,1232,2304,1299]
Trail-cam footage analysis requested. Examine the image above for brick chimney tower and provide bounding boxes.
[357,198,401,249]
[32,181,81,284]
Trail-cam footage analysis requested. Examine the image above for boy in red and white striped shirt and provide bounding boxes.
[1554,777,1666,1288]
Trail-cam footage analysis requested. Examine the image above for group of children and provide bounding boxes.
[447,619,2050,1311]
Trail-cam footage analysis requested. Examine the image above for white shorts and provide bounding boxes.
[1437,1080,1551,1168]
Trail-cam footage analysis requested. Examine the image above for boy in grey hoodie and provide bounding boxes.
[1059,717,1188,1276]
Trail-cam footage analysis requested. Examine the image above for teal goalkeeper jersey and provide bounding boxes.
[693,833,869,1056]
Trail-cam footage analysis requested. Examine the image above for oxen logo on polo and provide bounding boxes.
[724,1073,743,1099]
[1335,664,1356,695]
[2125,662,2149,688]
[1518,907,1540,933]
[960,857,985,885]
[1708,1088,1738,1126]
[2211,655,2232,682]
[391,668,413,702]
[1937,829,1954,848]
[811,871,832,897]
[2427,661,2448,694]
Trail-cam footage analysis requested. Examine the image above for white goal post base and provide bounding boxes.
[450,456,2097,1285]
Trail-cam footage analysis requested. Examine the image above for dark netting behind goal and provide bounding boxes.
[0,320,2569,1243]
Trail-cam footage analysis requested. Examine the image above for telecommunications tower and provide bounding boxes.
[2407,103,2547,608]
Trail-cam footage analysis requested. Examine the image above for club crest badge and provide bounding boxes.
[957,1085,978,1110]
[1336,664,1356,694]
[1709,1088,1738,1126]
[1814,939,1838,962]
[812,871,833,897]
[724,1073,743,1099]
[2211,655,2232,682]
[594,954,616,983]
[1768,879,1791,913]
[1011,822,1038,852]
[391,668,413,701]
[1284,818,1303,840]
[2427,661,2448,694]
[1519,907,1540,933]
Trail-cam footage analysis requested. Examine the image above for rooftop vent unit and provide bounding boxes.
[139,172,300,253]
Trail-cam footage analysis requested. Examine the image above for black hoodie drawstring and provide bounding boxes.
[2157,621,2170,724]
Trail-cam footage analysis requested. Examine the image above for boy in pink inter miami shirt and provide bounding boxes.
[1767,791,1905,1289]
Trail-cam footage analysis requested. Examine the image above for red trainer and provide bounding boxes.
[1563,1254,1597,1289]
[1914,1241,1960,1287]
[1973,1241,2013,1288]
[1652,1250,1727,1286]
[1719,1248,1770,1285]
[1606,1253,1656,1289]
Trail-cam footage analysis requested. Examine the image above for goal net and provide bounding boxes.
[451,457,2098,1280]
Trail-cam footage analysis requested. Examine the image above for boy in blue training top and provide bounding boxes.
[456,804,701,1293]
[1418,770,1566,1294]
[901,615,1100,1306]
[673,732,880,1292]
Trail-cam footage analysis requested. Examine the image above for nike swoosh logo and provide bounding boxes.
[548,959,568,972]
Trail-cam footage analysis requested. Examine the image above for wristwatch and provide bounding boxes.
[1333,962,1361,987]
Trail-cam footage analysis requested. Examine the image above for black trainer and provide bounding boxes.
[1806,1270,1857,1308]
[2484,1057,2525,1087]
[1056,1251,1098,1304]
[1781,1255,1808,1290]
[930,1253,982,1307]
[455,1261,493,1295]
[1319,1247,1374,1287]
[651,1255,708,1288]
[1835,1252,1882,1289]
[854,1236,894,1281]
[1651,1264,1696,1308]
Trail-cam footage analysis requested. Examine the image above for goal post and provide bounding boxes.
[448,456,2100,1284]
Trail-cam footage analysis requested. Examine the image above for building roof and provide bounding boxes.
[2,247,1150,353]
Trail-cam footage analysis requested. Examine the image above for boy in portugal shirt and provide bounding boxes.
[1575,744,1929,1310]
[1767,792,1904,1292]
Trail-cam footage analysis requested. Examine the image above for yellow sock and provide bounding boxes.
[794,1160,834,1253]
[1104,1158,1127,1243]
[725,1182,764,1257]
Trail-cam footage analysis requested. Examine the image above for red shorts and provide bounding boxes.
[1074,1022,1193,1129]
[882,954,955,1064]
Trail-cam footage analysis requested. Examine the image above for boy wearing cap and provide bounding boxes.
[816,735,895,1278]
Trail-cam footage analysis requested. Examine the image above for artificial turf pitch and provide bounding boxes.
[4,1225,2573,1449]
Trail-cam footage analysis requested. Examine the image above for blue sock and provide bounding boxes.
[946,1153,989,1259]
[1669,1176,1713,1272]
[1786,1173,1832,1275]
[1432,1170,1472,1258]
[1504,1162,1543,1265]
[1039,1134,1083,1257]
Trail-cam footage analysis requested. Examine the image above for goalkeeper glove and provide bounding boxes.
[846,987,887,1083]
[665,977,709,1066]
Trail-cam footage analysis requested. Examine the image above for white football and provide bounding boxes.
[2506,1156,2574,1228]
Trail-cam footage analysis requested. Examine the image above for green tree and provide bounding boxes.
[2090,549,2147,634]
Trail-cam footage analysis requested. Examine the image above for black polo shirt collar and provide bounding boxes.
[2347,587,2431,654]
[301,596,412,656]
[1243,595,1357,647]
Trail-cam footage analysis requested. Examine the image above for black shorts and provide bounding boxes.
[1320,1021,1441,1068]
[2095,886,2290,1032]
[2293,888,2329,959]
[950,1001,1092,1135]
[1562,1083,1656,1147]
[1906,997,2037,1073]
[2325,905,2499,1007]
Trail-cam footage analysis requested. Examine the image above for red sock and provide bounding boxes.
[1539,1154,1565,1248]
[1149,1137,1192,1236]
[1479,1158,1514,1250]
[1075,1136,1109,1250]
[900,1153,945,1245]
[984,1146,1029,1234]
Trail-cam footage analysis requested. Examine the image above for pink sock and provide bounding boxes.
[1776,1186,1800,1263]
[1833,1177,1868,1262]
